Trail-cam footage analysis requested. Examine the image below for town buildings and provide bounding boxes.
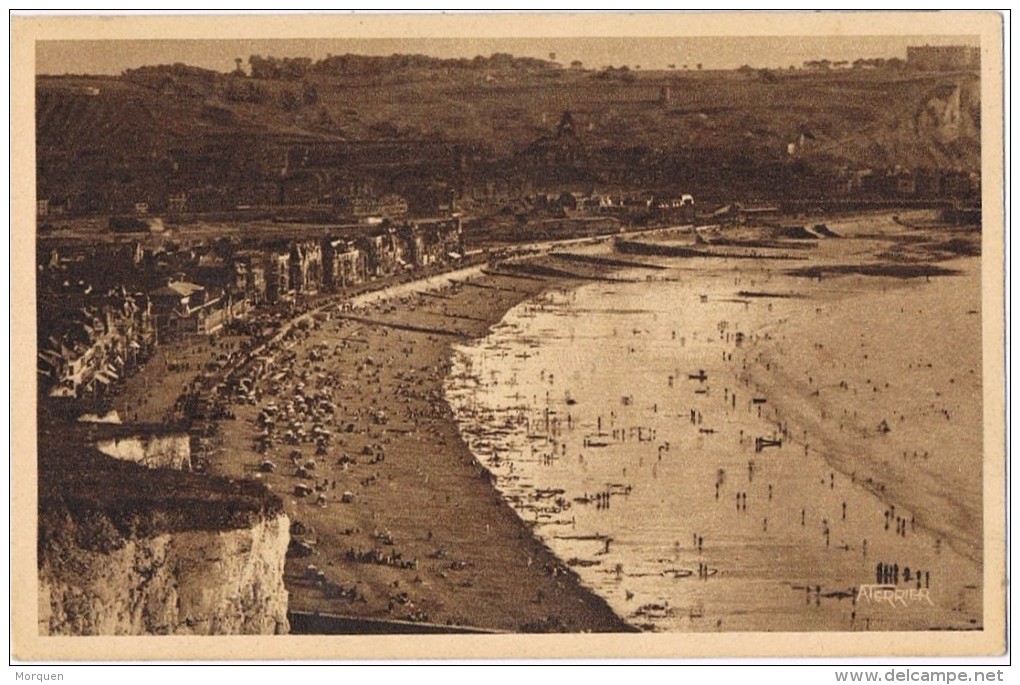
[149,279,229,339]
[36,218,465,399]
[37,290,156,398]
[322,238,368,290]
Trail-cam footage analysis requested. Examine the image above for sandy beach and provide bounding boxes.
[742,258,983,565]
[195,269,631,632]
[734,214,983,581]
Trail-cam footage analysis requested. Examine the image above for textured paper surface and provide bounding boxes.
[11,11,1006,661]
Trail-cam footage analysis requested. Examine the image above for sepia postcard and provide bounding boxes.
[10,11,1006,661]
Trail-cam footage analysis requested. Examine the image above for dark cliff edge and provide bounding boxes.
[38,434,290,635]
[38,438,283,546]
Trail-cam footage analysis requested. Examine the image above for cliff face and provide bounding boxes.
[95,433,191,471]
[39,511,290,635]
[915,82,977,145]
[38,441,290,636]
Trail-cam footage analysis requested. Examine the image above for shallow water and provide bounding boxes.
[445,252,982,632]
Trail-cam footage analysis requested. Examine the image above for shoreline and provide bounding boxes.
[73,209,983,634]
[206,266,635,633]
[439,212,983,631]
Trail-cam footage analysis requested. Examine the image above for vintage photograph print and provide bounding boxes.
[10,11,1006,660]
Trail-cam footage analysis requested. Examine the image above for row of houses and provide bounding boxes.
[156,218,462,338]
[37,219,463,399]
[833,167,979,198]
[38,189,422,220]
[234,217,461,298]
[38,289,157,399]
[148,279,249,341]
[531,191,697,220]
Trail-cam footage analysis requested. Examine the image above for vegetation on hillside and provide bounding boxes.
[36,53,980,213]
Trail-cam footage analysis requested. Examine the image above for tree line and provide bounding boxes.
[244,52,557,80]
[802,57,906,70]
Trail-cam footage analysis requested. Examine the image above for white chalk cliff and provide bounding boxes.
[39,511,289,635]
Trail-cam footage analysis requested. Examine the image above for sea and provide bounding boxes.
[444,252,982,632]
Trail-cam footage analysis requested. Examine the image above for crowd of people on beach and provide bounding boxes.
[96,219,978,632]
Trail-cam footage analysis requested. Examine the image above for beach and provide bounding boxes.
[107,210,983,633]
[444,211,983,631]
[193,269,632,632]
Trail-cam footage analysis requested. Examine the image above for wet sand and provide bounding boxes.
[741,257,983,567]
[442,211,983,631]
[738,215,983,566]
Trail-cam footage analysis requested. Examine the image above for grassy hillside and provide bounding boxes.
[36,57,980,212]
